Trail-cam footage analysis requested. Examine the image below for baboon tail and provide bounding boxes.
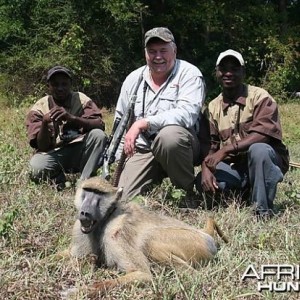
[204,217,229,243]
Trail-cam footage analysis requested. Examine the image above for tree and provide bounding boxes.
[0,0,299,107]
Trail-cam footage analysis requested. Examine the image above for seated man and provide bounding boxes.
[25,66,107,190]
[196,49,289,218]
[114,27,206,202]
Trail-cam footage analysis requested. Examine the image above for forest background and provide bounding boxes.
[1,1,300,299]
[0,0,300,109]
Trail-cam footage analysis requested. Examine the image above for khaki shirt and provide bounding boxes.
[207,84,289,174]
[26,91,104,151]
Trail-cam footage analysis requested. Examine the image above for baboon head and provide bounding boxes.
[75,177,122,234]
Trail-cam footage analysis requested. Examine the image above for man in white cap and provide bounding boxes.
[26,66,107,190]
[196,49,289,219]
[114,27,206,204]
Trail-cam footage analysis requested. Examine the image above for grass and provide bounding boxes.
[1,102,300,299]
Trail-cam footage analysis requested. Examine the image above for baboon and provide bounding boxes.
[69,177,228,296]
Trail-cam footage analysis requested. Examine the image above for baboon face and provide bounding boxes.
[75,177,121,235]
[78,189,104,234]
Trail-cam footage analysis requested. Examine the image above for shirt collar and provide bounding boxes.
[53,93,72,109]
[221,84,247,110]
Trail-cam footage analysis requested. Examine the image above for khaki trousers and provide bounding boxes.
[118,125,200,200]
[29,129,107,184]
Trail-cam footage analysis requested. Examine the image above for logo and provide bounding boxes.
[241,264,300,292]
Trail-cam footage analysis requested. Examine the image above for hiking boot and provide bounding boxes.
[178,191,200,209]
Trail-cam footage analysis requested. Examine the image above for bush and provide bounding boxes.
[260,37,300,102]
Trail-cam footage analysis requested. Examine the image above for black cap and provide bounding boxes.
[47,66,72,81]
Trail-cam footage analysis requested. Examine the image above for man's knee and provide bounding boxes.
[248,143,275,162]
[86,128,106,144]
[152,126,189,152]
[29,154,61,182]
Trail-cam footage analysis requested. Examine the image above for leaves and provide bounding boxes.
[0,0,300,107]
[0,208,19,239]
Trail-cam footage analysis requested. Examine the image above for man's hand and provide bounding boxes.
[38,111,56,151]
[42,112,52,124]
[201,165,218,193]
[124,119,149,157]
[49,106,73,123]
[204,148,227,172]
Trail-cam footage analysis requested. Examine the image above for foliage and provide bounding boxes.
[285,187,300,205]
[0,209,19,239]
[260,36,300,101]
[0,0,299,107]
[152,178,187,207]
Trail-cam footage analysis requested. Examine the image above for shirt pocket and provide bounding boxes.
[157,89,178,111]
[134,98,144,117]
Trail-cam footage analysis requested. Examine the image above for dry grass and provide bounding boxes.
[1,103,300,300]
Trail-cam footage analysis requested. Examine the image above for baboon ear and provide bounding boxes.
[114,187,123,202]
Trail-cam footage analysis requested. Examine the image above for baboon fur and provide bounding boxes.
[69,177,228,296]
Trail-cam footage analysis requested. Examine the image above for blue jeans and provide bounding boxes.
[196,143,284,213]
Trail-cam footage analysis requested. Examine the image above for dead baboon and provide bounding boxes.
[68,177,228,296]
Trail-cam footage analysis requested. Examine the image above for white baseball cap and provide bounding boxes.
[216,49,245,66]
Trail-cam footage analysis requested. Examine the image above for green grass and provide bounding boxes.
[0,103,300,299]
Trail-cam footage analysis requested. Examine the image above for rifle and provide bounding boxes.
[100,98,136,182]
[100,71,144,183]
[98,116,121,169]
